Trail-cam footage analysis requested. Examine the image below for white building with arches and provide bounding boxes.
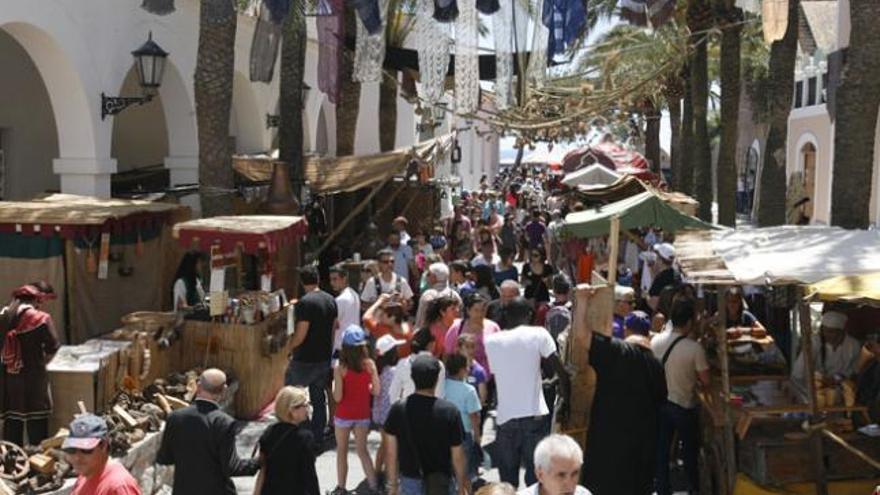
[0,0,505,206]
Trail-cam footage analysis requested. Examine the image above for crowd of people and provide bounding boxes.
[7,166,880,495]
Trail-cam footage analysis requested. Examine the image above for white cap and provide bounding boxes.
[653,243,676,261]
[614,285,635,301]
[375,334,406,356]
[821,311,847,330]
[639,251,657,263]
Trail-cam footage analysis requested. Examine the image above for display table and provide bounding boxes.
[180,307,292,419]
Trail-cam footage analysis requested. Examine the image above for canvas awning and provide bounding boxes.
[0,194,184,238]
[675,226,880,286]
[806,273,880,305]
[173,215,308,254]
[559,191,715,239]
[561,164,621,188]
[571,176,699,216]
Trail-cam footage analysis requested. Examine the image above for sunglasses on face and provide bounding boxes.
[64,446,98,455]
[381,259,394,265]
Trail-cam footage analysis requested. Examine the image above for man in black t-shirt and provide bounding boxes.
[384,355,469,495]
[284,265,337,446]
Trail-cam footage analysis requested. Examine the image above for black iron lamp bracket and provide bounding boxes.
[101,92,154,120]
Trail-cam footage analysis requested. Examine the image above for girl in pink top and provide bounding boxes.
[444,293,500,373]
[425,294,461,357]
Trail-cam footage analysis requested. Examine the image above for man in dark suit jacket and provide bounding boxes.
[157,368,259,494]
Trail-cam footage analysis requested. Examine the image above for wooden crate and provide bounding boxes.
[47,340,131,432]
[180,308,291,419]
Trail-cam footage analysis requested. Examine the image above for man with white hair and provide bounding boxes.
[486,280,521,325]
[792,310,861,393]
[612,285,636,339]
[517,434,592,495]
[415,262,462,328]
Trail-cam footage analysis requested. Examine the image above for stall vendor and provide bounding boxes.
[0,282,60,445]
[792,311,861,393]
[172,251,207,313]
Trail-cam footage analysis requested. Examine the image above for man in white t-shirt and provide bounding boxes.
[360,249,414,311]
[485,297,571,488]
[650,297,709,495]
[471,240,500,268]
[329,265,360,353]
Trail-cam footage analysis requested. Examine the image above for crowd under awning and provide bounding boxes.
[559,191,715,239]
[675,226,880,286]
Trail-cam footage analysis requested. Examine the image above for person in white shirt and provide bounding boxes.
[387,232,415,281]
[388,328,445,401]
[792,311,862,391]
[651,297,709,495]
[360,249,414,311]
[517,434,592,495]
[329,265,361,353]
[485,298,571,488]
[172,251,207,312]
[471,240,501,268]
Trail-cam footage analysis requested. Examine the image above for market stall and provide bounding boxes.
[0,194,188,344]
[172,215,308,418]
[674,226,880,495]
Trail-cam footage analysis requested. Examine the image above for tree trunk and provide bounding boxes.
[279,0,306,203]
[645,101,662,175]
[757,0,799,226]
[666,77,684,190]
[195,0,237,216]
[689,0,713,221]
[680,66,694,195]
[336,4,361,156]
[379,70,399,152]
[716,5,742,227]
[831,0,880,228]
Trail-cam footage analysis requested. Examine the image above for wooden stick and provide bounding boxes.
[716,288,736,492]
[821,428,880,471]
[77,401,88,415]
[607,216,620,286]
[798,295,828,495]
[314,177,394,259]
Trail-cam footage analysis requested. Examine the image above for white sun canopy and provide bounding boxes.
[561,164,622,188]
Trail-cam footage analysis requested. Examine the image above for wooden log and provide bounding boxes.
[161,394,189,411]
[607,216,620,285]
[156,394,172,416]
[77,401,88,415]
[39,429,69,451]
[556,284,613,450]
[29,454,55,474]
[112,405,139,429]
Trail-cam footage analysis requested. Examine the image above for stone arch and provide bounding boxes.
[794,133,819,221]
[0,22,103,195]
[231,71,264,154]
[110,64,169,173]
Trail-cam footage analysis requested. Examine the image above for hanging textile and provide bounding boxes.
[250,3,283,82]
[418,0,451,104]
[493,0,514,110]
[264,0,293,23]
[434,0,459,22]
[542,0,586,61]
[317,0,344,102]
[454,0,480,114]
[476,0,499,14]
[619,0,675,27]
[526,0,549,88]
[140,0,175,15]
[762,0,788,44]
[351,0,384,34]
[353,0,389,83]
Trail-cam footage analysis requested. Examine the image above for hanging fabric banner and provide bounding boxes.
[454,0,479,114]
[526,0,549,88]
[354,0,390,83]
[542,0,586,61]
[418,0,451,105]
[318,0,344,102]
[762,0,788,44]
[250,3,282,82]
[493,0,514,110]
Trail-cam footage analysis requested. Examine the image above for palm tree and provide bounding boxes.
[278,0,307,201]
[688,0,713,221]
[680,66,694,195]
[664,71,685,190]
[195,0,237,216]
[830,0,880,228]
[379,0,417,152]
[336,3,361,156]
[715,2,743,227]
[756,0,798,226]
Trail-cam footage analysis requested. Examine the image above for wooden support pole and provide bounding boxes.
[607,216,620,286]
[820,428,880,471]
[798,295,828,495]
[312,177,394,259]
[716,288,735,494]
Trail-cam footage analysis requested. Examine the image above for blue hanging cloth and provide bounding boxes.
[476,0,499,14]
[542,0,586,60]
[349,0,384,34]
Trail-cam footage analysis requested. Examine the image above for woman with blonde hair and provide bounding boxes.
[253,386,318,495]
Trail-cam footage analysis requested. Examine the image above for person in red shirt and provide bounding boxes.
[65,414,140,495]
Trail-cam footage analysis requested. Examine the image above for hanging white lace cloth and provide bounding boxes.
[354,0,390,83]
[526,0,549,88]
[455,0,480,114]
[493,0,514,110]
[417,0,451,105]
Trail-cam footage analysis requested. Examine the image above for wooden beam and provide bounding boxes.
[798,295,828,495]
[313,177,394,260]
[716,288,735,494]
[607,216,620,286]
[821,428,880,471]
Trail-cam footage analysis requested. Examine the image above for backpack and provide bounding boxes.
[373,275,402,296]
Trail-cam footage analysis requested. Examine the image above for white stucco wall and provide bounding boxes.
[111,66,169,172]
